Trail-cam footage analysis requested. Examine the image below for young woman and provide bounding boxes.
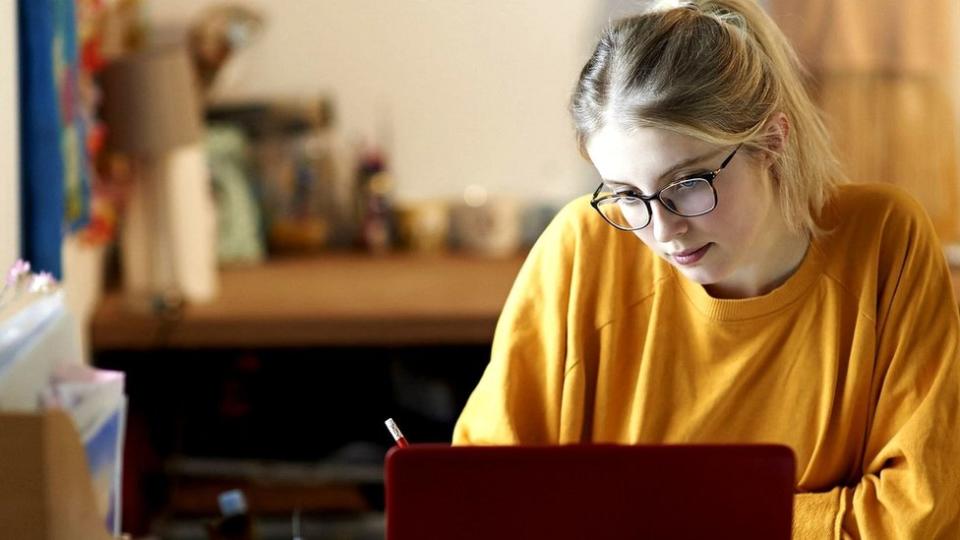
[453,1,960,537]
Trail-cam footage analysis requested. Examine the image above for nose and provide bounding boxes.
[649,201,688,243]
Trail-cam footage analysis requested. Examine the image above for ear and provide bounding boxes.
[763,112,790,154]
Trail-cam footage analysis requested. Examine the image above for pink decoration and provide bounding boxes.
[29,272,57,294]
[6,259,31,286]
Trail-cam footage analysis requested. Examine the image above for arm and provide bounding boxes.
[794,195,960,539]
[452,203,584,445]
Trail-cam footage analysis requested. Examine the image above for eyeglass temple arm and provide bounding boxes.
[719,144,742,170]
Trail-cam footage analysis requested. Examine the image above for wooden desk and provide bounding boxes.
[91,253,526,350]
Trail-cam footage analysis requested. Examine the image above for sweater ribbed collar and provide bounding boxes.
[671,239,826,322]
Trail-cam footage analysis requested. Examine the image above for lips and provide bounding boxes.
[670,243,711,266]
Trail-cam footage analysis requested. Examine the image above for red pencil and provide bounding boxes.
[384,418,409,448]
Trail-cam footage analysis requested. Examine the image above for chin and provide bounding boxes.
[673,260,730,286]
[676,266,715,284]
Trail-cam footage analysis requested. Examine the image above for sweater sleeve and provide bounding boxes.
[793,193,960,538]
[452,203,582,445]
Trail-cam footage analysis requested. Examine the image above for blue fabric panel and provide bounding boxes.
[18,0,65,278]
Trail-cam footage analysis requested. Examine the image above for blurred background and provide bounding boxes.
[1,0,958,539]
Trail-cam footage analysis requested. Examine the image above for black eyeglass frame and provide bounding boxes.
[590,144,742,231]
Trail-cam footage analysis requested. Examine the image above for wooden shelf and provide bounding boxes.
[91,254,960,351]
[91,253,525,350]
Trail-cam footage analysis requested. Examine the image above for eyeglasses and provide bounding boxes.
[590,145,741,231]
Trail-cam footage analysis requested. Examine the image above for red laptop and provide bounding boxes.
[385,444,795,540]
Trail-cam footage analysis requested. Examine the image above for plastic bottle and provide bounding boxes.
[205,489,259,540]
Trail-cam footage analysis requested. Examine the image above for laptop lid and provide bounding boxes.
[385,444,795,540]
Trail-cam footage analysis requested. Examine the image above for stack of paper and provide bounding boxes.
[0,264,127,536]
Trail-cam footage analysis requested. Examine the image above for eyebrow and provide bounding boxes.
[601,147,727,191]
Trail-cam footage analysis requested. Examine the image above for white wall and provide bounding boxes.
[146,0,602,204]
[0,0,19,271]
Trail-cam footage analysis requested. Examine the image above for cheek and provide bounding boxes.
[699,205,744,241]
[710,179,772,240]
[633,229,659,250]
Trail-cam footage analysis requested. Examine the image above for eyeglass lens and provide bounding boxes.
[596,179,716,230]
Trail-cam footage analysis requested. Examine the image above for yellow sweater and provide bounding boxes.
[453,183,960,539]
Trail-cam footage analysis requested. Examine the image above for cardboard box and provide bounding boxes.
[0,411,113,540]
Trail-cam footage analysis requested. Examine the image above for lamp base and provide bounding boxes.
[120,143,218,310]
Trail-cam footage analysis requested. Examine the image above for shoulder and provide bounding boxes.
[521,194,667,318]
[824,183,930,232]
[816,182,945,300]
[539,194,660,272]
[547,194,612,243]
[819,183,935,254]
[534,194,620,261]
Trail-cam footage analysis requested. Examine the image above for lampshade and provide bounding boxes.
[100,45,203,156]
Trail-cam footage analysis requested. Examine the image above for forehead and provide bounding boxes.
[585,125,717,187]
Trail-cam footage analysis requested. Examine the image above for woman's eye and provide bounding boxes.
[615,192,642,205]
[676,179,702,190]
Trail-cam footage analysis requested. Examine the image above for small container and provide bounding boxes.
[450,189,521,258]
[206,489,259,540]
[395,200,449,254]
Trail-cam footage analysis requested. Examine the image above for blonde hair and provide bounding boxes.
[570,0,845,236]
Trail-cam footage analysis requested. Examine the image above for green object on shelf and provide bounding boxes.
[207,125,266,265]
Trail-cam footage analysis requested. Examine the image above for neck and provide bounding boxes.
[705,229,810,300]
